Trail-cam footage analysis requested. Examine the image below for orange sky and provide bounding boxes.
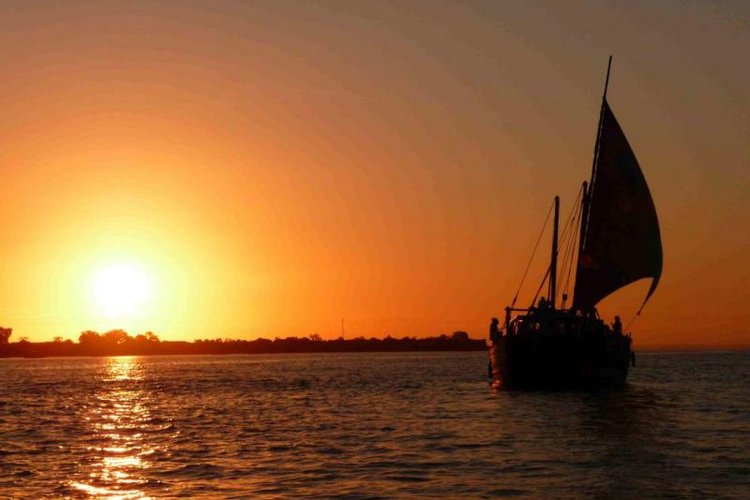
[0,1,747,348]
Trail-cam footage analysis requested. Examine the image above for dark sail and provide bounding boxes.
[573,100,662,310]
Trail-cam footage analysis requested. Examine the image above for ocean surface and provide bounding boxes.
[1,351,748,499]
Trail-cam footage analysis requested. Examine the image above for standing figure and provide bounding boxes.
[489,317,501,342]
[612,315,622,335]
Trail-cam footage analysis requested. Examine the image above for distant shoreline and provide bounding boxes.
[0,349,488,359]
[0,330,487,358]
[1,328,747,359]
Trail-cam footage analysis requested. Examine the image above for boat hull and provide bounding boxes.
[489,330,631,390]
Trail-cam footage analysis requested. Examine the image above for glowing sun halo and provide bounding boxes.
[91,263,153,318]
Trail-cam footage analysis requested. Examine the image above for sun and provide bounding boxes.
[90,262,154,318]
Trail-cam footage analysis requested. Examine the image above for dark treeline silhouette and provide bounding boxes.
[0,327,485,358]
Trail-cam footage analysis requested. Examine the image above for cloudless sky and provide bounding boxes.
[0,1,747,347]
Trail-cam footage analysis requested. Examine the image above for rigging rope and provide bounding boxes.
[624,311,639,334]
[557,232,575,305]
[556,199,579,279]
[559,210,579,306]
[625,296,653,333]
[529,265,551,310]
[510,199,555,309]
[559,187,584,307]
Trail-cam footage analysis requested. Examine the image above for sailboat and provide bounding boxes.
[488,57,663,390]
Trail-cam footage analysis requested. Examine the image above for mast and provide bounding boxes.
[603,55,612,101]
[581,56,612,245]
[549,195,559,309]
[593,56,613,187]
[576,56,612,308]
[577,180,589,277]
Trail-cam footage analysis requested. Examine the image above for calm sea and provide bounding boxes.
[1,351,748,498]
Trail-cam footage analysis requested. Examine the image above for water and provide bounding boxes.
[1,351,748,498]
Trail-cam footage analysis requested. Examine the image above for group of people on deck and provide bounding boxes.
[488,300,623,342]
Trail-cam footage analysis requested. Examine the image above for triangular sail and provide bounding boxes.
[573,100,662,310]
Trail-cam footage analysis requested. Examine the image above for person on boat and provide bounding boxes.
[505,307,513,336]
[489,317,501,342]
[538,297,548,310]
[612,315,622,335]
[535,297,552,329]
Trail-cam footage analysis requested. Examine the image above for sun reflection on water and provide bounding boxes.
[70,356,158,499]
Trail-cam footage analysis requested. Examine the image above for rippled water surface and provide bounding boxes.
[1,351,749,498]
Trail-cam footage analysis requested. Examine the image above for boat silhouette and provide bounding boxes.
[489,57,663,390]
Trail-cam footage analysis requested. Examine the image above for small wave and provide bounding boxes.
[318,446,344,455]
[267,444,294,452]
[144,417,169,425]
[142,422,176,433]
[292,378,311,389]
[386,474,428,483]
[158,463,226,479]
[487,488,530,496]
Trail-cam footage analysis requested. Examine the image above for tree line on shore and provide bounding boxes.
[0,327,486,357]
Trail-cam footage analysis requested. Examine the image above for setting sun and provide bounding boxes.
[90,263,154,318]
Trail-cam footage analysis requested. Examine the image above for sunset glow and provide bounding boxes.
[0,2,746,349]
